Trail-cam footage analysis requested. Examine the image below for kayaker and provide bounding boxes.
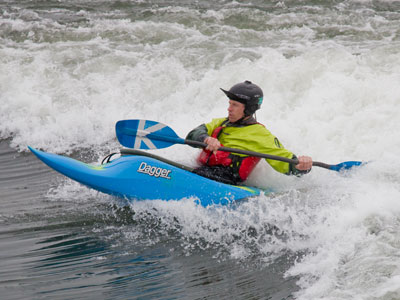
[186,80,313,185]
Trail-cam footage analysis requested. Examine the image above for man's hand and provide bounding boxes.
[295,156,313,171]
[204,137,221,153]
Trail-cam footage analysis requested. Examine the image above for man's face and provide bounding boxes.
[228,100,245,123]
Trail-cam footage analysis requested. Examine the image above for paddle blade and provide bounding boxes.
[329,161,364,171]
[116,119,185,149]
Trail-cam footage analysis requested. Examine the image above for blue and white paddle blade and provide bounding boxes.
[330,161,364,171]
[116,119,184,149]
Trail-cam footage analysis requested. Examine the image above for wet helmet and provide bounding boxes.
[220,80,264,116]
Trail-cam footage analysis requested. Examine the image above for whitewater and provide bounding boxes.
[1,1,400,299]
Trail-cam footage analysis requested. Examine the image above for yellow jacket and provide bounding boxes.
[202,117,294,174]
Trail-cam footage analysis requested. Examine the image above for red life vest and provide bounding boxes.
[197,124,261,181]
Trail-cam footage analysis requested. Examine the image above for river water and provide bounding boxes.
[1,1,400,299]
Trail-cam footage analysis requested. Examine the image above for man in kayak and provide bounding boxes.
[186,80,312,185]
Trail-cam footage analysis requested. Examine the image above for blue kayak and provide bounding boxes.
[28,147,261,207]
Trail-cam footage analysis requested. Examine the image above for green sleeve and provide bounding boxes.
[249,125,309,176]
[203,118,227,135]
[185,124,209,144]
[186,118,227,143]
[262,142,309,176]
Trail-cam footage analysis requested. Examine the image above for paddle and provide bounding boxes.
[115,119,364,172]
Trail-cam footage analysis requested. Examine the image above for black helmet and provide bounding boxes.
[220,80,264,116]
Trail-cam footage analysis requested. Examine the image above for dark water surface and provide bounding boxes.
[0,142,298,299]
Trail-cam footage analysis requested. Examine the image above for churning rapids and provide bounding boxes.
[1,1,400,299]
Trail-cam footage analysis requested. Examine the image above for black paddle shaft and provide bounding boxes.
[185,139,333,169]
[185,139,299,164]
